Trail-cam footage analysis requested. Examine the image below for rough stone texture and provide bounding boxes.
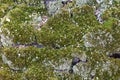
[76,0,89,6]
[0,28,13,47]
[44,0,62,15]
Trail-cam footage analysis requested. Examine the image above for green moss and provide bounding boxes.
[0,3,15,18]
[1,3,46,44]
[0,67,22,80]
[39,5,100,48]
[24,64,55,80]
[0,1,120,80]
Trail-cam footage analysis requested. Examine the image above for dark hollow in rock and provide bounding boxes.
[61,1,68,7]
[61,0,72,7]
[71,57,81,66]
[69,57,88,74]
[25,42,44,48]
[69,57,80,74]
[69,68,73,74]
[109,52,120,59]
